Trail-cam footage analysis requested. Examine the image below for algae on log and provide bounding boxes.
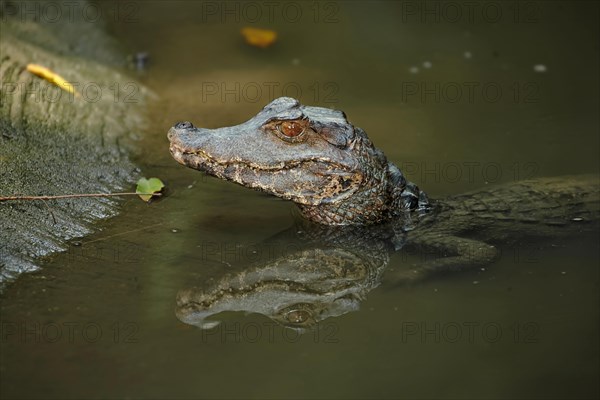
[0,1,154,288]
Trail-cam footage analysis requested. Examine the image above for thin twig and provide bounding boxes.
[83,222,165,245]
[40,198,57,225]
[0,192,162,202]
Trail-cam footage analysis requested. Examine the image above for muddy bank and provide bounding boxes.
[0,1,153,287]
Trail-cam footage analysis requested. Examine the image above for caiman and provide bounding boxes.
[168,97,599,328]
[168,97,599,270]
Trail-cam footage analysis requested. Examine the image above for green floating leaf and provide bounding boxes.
[136,177,165,202]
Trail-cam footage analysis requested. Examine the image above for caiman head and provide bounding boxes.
[168,97,428,225]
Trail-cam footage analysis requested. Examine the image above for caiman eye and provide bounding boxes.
[279,121,305,137]
[277,303,316,327]
[265,118,310,143]
[285,309,311,324]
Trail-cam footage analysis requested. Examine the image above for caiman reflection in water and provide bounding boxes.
[176,221,397,329]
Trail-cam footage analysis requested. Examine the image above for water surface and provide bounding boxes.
[1,1,599,399]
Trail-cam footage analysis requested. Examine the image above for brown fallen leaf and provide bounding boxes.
[26,63,80,97]
[241,27,277,48]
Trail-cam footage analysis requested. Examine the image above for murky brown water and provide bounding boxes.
[1,1,599,399]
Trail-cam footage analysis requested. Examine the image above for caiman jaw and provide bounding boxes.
[170,140,349,174]
[168,124,364,207]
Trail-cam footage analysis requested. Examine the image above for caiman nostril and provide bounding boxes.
[175,121,194,129]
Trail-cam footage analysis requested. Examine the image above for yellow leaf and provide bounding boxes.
[26,63,80,97]
[241,27,277,48]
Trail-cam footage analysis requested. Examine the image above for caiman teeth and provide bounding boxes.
[170,143,352,172]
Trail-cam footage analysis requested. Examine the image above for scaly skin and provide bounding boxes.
[405,175,600,274]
